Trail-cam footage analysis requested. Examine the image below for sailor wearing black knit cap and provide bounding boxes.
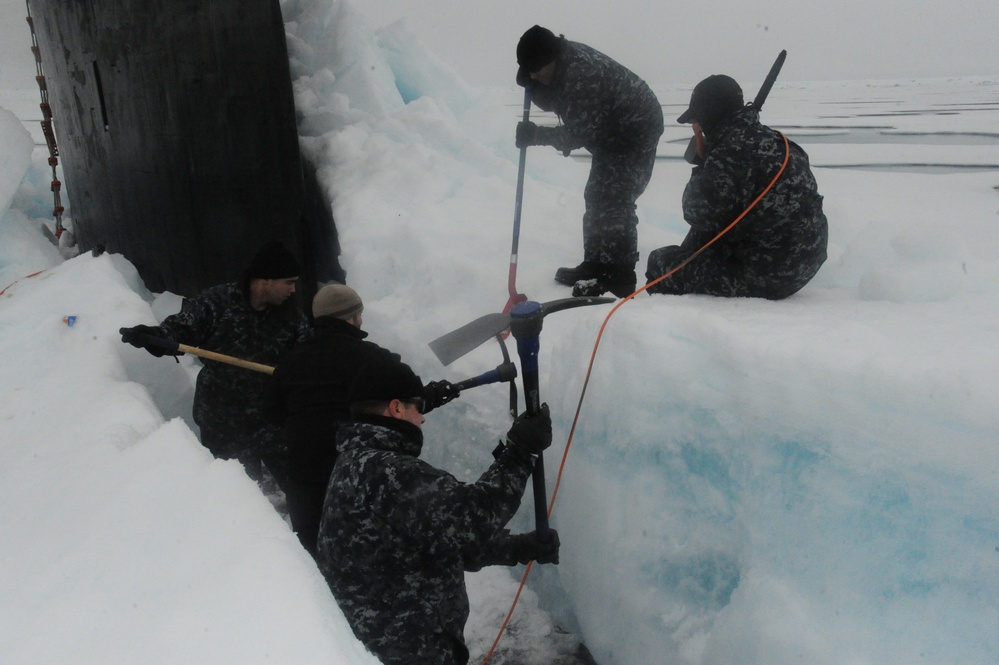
[318,353,560,665]
[515,25,664,298]
[120,240,311,479]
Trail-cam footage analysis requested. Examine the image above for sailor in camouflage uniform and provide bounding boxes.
[121,240,311,478]
[646,75,828,299]
[514,25,664,298]
[317,355,560,665]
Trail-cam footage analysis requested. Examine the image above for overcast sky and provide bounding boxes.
[356,0,999,87]
[3,1,998,90]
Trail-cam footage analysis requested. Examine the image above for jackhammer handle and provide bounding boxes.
[510,88,531,256]
[532,454,550,541]
[506,87,532,309]
[507,298,614,543]
[452,362,518,391]
[510,319,551,542]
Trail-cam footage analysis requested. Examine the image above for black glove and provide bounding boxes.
[119,325,175,358]
[510,529,560,565]
[506,403,552,456]
[515,120,540,148]
[422,380,460,414]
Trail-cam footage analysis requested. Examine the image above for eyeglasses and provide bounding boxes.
[403,398,425,414]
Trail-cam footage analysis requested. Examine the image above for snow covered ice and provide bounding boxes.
[2,1,999,663]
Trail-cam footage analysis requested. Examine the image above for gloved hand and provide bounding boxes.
[515,120,540,148]
[422,380,461,414]
[510,529,561,565]
[119,325,175,358]
[506,403,552,456]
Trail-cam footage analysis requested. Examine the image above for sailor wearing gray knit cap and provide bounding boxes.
[269,282,460,558]
[312,283,364,322]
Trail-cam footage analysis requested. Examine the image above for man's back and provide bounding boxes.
[320,417,537,665]
[533,39,663,153]
[680,107,828,298]
[320,418,474,664]
[270,318,397,482]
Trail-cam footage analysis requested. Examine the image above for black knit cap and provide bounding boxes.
[677,75,744,131]
[349,354,424,405]
[517,25,562,72]
[244,240,301,280]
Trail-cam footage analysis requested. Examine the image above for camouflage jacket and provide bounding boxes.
[531,38,664,155]
[681,106,828,298]
[159,282,311,458]
[318,416,537,665]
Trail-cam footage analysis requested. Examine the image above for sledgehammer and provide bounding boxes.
[120,330,278,374]
[122,329,519,392]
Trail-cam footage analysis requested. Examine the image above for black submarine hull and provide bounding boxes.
[29,0,339,297]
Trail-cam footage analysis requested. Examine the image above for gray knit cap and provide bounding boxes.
[312,283,363,320]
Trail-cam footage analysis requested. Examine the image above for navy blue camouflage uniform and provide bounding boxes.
[647,106,828,299]
[525,37,664,275]
[159,282,311,472]
[318,416,540,665]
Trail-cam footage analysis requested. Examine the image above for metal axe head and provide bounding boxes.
[429,312,512,366]
[428,296,614,366]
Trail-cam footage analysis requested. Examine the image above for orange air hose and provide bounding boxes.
[481,132,791,664]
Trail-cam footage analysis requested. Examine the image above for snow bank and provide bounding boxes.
[1,1,997,663]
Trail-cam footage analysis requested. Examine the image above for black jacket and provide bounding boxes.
[268,317,398,482]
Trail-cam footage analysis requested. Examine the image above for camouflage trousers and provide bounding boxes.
[197,420,290,481]
[646,242,756,297]
[582,143,659,269]
[645,229,820,300]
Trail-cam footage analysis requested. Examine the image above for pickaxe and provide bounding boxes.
[429,296,613,540]
[121,328,519,392]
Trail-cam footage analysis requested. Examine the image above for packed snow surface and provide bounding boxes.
[2,1,998,663]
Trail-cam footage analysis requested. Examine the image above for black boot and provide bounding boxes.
[572,267,637,298]
[554,260,603,286]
